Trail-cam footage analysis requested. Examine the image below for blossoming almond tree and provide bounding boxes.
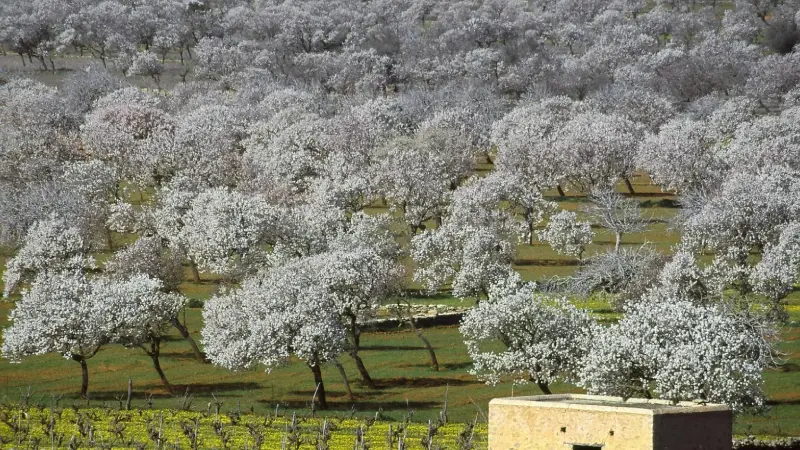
[411,175,529,299]
[2,272,105,399]
[309,212,405,388]
[554,112,644,195]
[491,96,578,197]
[178,187,279,279]
[460,274,596,394]
[3,271,184,397]
[3,217,95,297]
[680,167,800,270]
[93,274,184,393]
[376,127,475,235]
[202,265,346,410]
[537,210,593,261]
[751,222,800,304]
[579,297,778,411]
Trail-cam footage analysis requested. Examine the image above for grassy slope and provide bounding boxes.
[0,58,796,434]
[0,174,797,434]
[1,304,799,435]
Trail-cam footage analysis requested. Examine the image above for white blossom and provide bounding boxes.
[555,112,644,194]
[680,167,800,263]
[3,217,95,297]
[202,263,346,408]
[460,274,596,388]
[411,176,526,298]
[579,298,778,411]
[538,210,593,259]
[751,222,800,301]
[179,187,279,276]
[3,272,105,363]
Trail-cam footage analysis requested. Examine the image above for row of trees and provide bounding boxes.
[1,0,800,411]
[462,256,781,411]
[2,0,800,99]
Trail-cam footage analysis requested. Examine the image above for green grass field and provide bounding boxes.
[0,173,797,436]
[0,63,794,437]
[2,303,799,436]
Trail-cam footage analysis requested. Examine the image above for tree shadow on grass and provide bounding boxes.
[85,382,262,401]
[622,192,676,198]
[766,397,800,406]
[173,382,262,394]
[359,345,428,351]
[159,350,207,360]
[160,335,191,343]
[373,377,478,389]
[774,362,800,372]
[514,258,579,267]
[443,362,473,371]
[396,362,449,369]
[264,398,441,412]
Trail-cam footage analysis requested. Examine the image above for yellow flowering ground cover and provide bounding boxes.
[0,405,487,449]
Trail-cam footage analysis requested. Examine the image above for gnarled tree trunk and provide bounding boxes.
[188,258,201,283]
[346,313,376,388]
[71,354,90,399]
[333,360,354,400]
[349,350,376,389]
[309,360,328,410]
[537,381,552,395]
[624,177,636,195]
[171,317,205,363]
[145,338,172,394]
[408,319,439,371]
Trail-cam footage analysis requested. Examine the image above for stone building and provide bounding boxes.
[489,394,731,450]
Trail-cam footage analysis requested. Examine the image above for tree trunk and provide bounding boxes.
[349,350,376,389]
[346,314,376,388]
[623,177,635,195]
[333,360,354,400]
[309,362,328,410]
[348,313,361,349]
[171,317,205,363]
[409,320,439,371]
[188,258,201,283]
[126,378,133,410]
[556,185,566,197]
[537,381,552,395]
[614,232,622,252]
[526,210,535,246]
[72,354,89,399]
[148,339,172,394]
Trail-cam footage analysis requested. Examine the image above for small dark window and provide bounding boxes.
[573,446,602,450]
